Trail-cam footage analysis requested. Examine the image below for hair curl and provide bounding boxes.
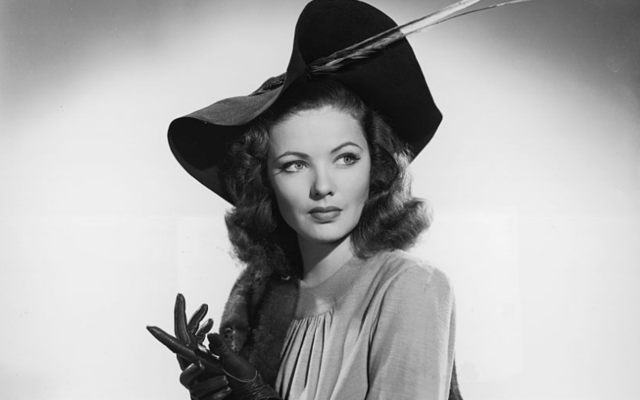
[221,81,430,277]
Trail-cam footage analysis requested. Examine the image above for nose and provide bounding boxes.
[310,167,335,199]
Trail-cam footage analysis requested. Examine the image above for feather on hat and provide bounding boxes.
[168,0,528,203]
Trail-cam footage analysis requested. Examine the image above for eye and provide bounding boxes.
[281,160,307,173]
[336,153,361,166]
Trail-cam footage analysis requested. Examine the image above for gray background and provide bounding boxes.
[1,0,639,399]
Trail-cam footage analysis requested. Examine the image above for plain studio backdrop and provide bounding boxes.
[1,0,639,399]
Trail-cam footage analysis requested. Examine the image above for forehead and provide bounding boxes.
[268,107,366,153]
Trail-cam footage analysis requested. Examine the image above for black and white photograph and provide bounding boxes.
[1,0,639,399]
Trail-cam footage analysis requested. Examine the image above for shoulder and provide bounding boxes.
[364,250,455,332]
[369,250,452,295]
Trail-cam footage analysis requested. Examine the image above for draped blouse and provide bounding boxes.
[274,250,456,400]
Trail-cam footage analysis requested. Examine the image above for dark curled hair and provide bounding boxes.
[221,80,430,277]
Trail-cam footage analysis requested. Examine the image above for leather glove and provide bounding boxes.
[174,293,213,369]
[208,332,282,400]
[147,294,231,400]
[179,361,231,400]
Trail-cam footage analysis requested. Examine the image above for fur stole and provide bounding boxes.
[219,267,298,386]
[218,267,463,400]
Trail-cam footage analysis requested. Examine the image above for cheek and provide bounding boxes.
[352,162,371,206]
[355,178,370,209]
[274,190,292,216]
[272,180,304,223]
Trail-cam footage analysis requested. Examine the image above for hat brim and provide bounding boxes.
[168,0,442,204]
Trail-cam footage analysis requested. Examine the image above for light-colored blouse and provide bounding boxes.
[275,250,456,400]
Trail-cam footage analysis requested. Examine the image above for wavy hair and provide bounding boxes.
[221,81,430,277]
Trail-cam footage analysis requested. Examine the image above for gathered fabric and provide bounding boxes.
[219,250,462,400]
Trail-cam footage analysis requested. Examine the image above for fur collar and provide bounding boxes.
[219,267,298,386]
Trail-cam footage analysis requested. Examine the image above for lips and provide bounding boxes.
[309,206,342,222]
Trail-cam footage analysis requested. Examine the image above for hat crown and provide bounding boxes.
[295,0,397,63]
[169,0,441,203]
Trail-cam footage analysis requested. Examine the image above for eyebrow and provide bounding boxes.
[273,141,363,161]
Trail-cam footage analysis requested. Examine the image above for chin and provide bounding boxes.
[299,224,354,245]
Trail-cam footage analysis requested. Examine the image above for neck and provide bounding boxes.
[298,235,355,287]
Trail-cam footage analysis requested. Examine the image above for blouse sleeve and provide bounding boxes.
[366,265,456,400]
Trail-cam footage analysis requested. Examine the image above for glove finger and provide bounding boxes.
[149,325,197,362]
[180,362,204,389]
[207,333,255,381]
[177,355,191,371]
[194,387,232,400]
[147,326,225,376]
[187,303,209,336]
[212,388,233,400]
[190,375,229,398]
[195,319,214,344]
[207,332,233,358]
[175,293,190,343]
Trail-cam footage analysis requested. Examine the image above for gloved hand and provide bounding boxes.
[174,293,213,369]
[179,361,231,400]
[208,332,282,400]
[147,294,231,400]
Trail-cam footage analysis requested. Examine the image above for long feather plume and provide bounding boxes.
[250,0,531,95]
[308,0,481,74]
[308,0,531,75]
[431,0,532,28]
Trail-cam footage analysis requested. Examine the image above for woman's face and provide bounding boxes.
[267,106,371,245]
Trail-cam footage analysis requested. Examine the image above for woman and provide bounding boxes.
[149,0,461,399]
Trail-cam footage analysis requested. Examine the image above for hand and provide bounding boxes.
[175,294,232,400]
[174,293,214,370]
[208,333,281,400]
[179,361,231,400]
[147,294,231,399]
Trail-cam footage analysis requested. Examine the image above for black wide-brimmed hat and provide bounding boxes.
[168,0,442,204]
